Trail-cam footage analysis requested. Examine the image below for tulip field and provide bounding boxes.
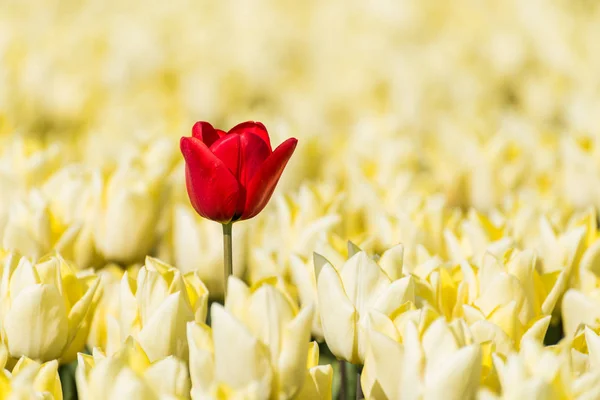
[2,0,600,399]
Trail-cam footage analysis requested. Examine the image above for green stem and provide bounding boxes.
[356,370,363,399]
[338,359,347,400]
[222,222,233,300]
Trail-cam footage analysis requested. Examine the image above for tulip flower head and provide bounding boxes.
[180,121,298,224]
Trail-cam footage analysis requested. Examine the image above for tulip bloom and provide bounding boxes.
[181,121,297,298]
[180,121,298,224]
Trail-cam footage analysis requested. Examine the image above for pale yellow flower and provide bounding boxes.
[188,277,317,399]
[114,256,208,362]
[0,252,99,363]
[0,344,63,400]
[316,244,414,364]
[92,158,164,264]
[362,316,481,400]
[76,339,190,400]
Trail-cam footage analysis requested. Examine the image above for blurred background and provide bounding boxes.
[3,0,600,397]
[2,0,600,335]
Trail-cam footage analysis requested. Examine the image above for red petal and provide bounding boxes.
[210,132,271,186]
[191,121,224,147]
[210,134,242,179]
[180,137,241,223]
[228,121,272,152]
[241,138,297,220]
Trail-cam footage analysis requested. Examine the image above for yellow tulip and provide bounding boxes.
[362,316,481,400]
[316,243,414,364]
[92,159,163,264]
[0,252,99,363]
[188,277,317,399]
[114,256,208,362]
[0,344,63,400]
[76,339,190,400]
[86,264,125,355]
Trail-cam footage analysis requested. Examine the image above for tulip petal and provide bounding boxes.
[187,322,214,392]
[144,356,191,398]
[228,121,272,152]
[181,137,241,223]
[362,329,403,400]
[423,344,481,400]
[5,284,69,361]
[278,306,314,398]
[241,138,297,220]
[137,292,194,362]
[192,121,224,147]
[211,304,273,396]
[317,263,358,363]
[210,132,271,188]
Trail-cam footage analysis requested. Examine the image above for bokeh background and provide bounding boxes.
[2,0,600,397]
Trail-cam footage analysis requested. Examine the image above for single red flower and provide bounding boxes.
[180,121,298,223]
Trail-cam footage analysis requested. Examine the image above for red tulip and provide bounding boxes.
[180,121,298,224]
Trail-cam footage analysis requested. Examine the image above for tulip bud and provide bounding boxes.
[92,159,163,264]
[180,121,297,224]
[76,339,190,400]
[315,244,414,364]
[114,257,208,362]
[362,316,481,399]
[188,277,316,399]
[0,345,63,399]
[0,252,99,363]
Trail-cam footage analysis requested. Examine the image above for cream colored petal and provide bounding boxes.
[296,365,333,400]
[367,310,400,342]
[278,306,313,398]
[67,277,100,344]
[423,344,481,400]
[136,268,169,326]
[400,322,423,400]
[247,284,296,361]
[5,284,68,361]
[340,251,391,318]
[372,276,415,316]
[581,239,600,278]
[8,257,39,303]
[469,320,513,357]
[362,329,403,400]
[379,244,404,281]
[487,301,518,341]
[119,272,139,338]
[562,289,600,338]
[76,353,94,399]
[422,318,460,368]
[211,305,272,397]
[347,241,362,258]
[144,356,191,398]
[520,316,551,346]
[138,291,194,362]
[34,359,62,399]
[316,263,357,363]
[187,322,214,392]
[110,368,158,400]
[585,328,600,369]
[224,276,251,321]
[307,341,319,369]
[474,273,524,318]
[506,249,540,324]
